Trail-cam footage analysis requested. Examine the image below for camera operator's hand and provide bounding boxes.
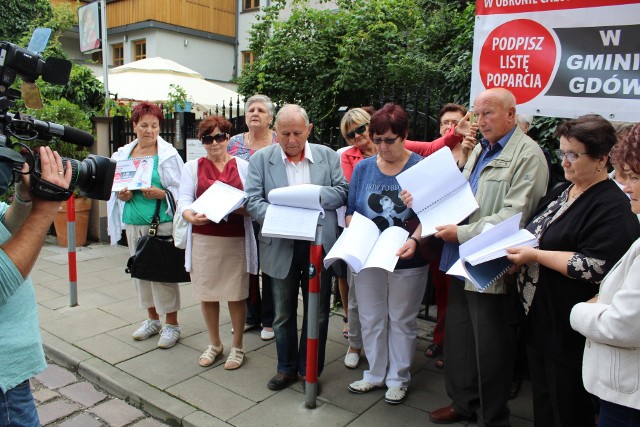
[1,147,72,278]
[31,146,72,213]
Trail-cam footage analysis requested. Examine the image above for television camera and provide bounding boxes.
[0,30,115,201]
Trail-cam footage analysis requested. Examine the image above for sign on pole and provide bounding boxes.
[470,0,640,121]
[78,2,101,54]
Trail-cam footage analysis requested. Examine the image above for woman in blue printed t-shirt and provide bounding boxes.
[345,103,428,405]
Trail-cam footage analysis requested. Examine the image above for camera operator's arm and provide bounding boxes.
[3,165,34,233]
[1,147,71,278]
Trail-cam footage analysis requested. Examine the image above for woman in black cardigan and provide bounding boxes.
[507,115,640,427]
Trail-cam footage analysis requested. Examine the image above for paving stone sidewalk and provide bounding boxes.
[34,360,169,427]
[33,240,534,426]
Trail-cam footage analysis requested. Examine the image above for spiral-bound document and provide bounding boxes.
[188,180,247,223]
[261,184,324,241]
[396,147,479,237]
[323,212,408,273]
[447,213,538,291]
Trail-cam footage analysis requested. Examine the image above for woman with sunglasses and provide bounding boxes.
[337,108,375,369]
[227,94,278,341]
[178,116,257,370]
[108,101,184,349]
[506,115,640,426]
[345,103,428,404]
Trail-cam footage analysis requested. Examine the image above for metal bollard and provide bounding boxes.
[66,194,78,307]
[305,225,322,408]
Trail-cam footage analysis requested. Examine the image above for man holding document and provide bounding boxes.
[245,104,348,391]
[428,88,548,426]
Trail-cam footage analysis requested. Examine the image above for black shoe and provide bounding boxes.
[508,378,522,400]
[300,376,321,396]
[267,372,297,391]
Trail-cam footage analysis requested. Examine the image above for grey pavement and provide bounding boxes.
[33,239,534,426]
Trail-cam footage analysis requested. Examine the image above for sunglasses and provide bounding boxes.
[372,135,400,145]
[346,123,367,140]
[201,133,228,144]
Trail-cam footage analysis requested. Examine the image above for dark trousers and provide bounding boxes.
[270,241,332,377]
[598,399,640,427]
[246,220,274,328]
[526,344,596,427]
[444,277,512,427]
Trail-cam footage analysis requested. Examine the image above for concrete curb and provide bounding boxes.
[41,330,224,426]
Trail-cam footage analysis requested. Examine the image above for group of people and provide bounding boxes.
[102,87,640,427]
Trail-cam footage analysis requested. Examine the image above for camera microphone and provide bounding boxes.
[5,112,94,147]
[32,120,94,147]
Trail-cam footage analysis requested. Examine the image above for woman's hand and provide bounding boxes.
[454,112,474,137]
[396,238,417,259]
[117,187,132,202]
[506,246,538,266]
[141,186,164,199]
[400,189,413,208]
[184,210,209,226]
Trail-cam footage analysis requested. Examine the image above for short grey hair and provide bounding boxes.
[245,94,275,117]
[516,114,534,127]
[275,104,310,127]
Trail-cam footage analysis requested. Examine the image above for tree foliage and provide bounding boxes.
[238,0,475,126]
[0,0,53,44]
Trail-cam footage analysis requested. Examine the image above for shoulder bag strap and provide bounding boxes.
[149,199,162,236]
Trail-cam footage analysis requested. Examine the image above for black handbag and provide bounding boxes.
[125,198,190,283]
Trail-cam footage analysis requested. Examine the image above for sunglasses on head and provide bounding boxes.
[201,133,228,144]
[346,123,367,140]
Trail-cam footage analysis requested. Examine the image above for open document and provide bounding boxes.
[447,213,538,292]
[324,212,409,273]
[396,147,478,237]
[112,157,154,191]
[261,184,324,241]
[188,181,247,223]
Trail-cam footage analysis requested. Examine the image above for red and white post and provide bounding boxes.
[305,225,322,408]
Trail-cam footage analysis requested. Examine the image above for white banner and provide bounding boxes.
[470,0,640,121]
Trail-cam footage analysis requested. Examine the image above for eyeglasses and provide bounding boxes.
[372,135,400,145]
[201,133,228,144]
[555,150,589,162]
[440,120,459,127]
[346,124,367,140]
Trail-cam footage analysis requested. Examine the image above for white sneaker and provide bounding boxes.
[132,319,162,340]
[385,386,407,404]
[344,347,361,369]
[158,324,181,349]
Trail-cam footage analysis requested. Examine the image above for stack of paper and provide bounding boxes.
[447,213,538,291]
[324,212,409,273]
[261,184,324,241]
[188,180,247,223]
[396,147,479,237]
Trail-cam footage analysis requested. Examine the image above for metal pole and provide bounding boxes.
[66,195,78,306]
[100,0,110,116]
[305,225,322,408]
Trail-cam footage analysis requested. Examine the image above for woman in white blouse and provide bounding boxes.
[570,123,640,426]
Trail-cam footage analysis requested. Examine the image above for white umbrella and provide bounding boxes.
[99,57,242,115]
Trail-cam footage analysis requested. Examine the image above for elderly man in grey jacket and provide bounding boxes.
[245,104,348,391]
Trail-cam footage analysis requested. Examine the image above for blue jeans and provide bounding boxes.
[0,380,39,427]
[271,240,331,377]
[598,399,640,427]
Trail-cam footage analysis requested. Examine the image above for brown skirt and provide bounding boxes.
[190,233,249,302]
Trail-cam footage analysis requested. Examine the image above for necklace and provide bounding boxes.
[246,130,271,150]
[569,177,605,200]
